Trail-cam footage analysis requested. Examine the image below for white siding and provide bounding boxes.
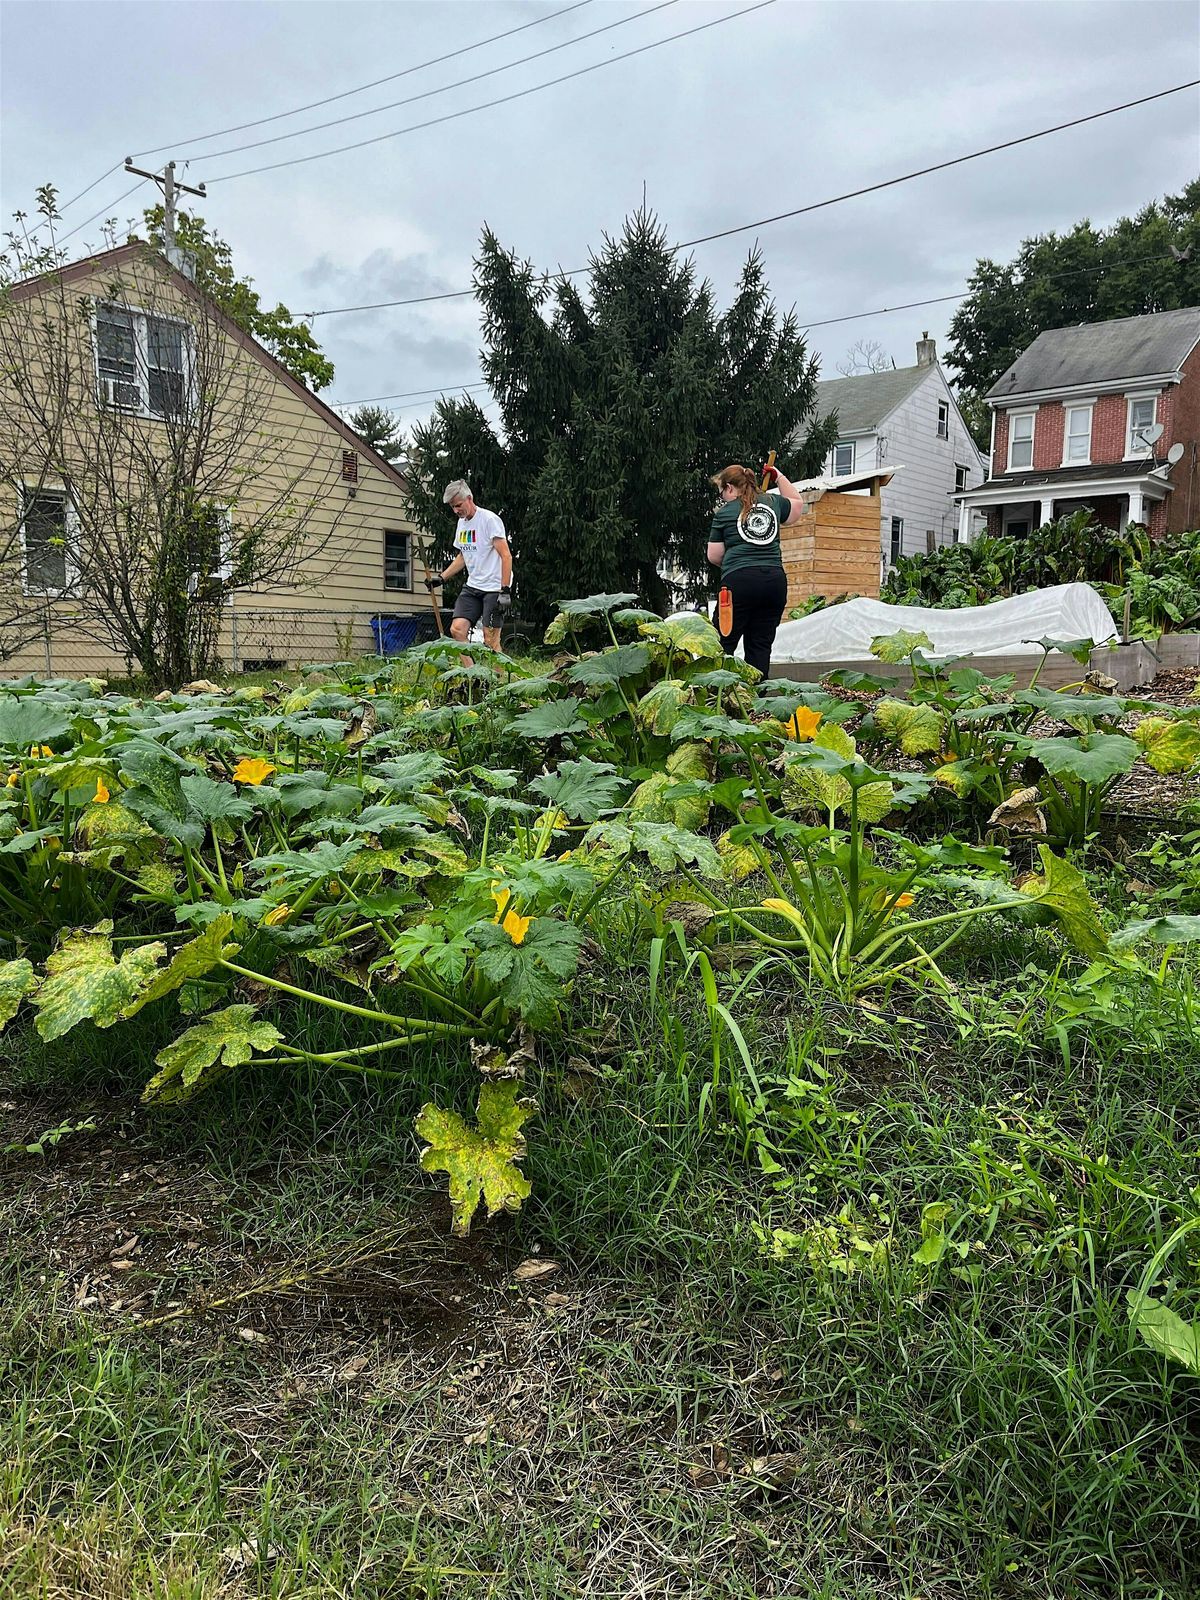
[876,367,986,566]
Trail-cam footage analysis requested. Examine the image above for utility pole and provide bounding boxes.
[122,158,206,279]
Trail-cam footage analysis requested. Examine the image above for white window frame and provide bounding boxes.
[1007,410,1036,471]
[1126,393,1160,458]
[831,440,855,476]
[954,464,969,495]
[384,529,413,591]
[889,516,904,563]
[19,484,79,597]
[93,301,194,421]
[1062,403,1094,467]
[936,400,949,439]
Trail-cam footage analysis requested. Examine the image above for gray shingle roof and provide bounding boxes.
[806,364,930,435]
[987,306,1200,401]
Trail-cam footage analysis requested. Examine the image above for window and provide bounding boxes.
[95,304,189,418]
[890,516,903,563]
[1128,396,1158,456]
[20,487,75,594]
[1064,405,1092,464]
[183,503,233,594]
[937,400,949,439]
[1008,411,1035,470]
[342,450,358,483]
[1005,518,1031,540]
[384,530,412,590]
[954,464,969,494]
[832,440,855,476]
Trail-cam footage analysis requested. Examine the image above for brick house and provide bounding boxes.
[956,306,1200,542]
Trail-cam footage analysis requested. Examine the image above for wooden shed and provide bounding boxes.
[779,468,893,610]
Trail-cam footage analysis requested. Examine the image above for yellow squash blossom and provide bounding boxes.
[871,889,915,914]
[760,896,809,933]
[232,757,276,786]
[491,884,512,920]
[5,771,19,788]
[262,904,291,926]
[93,778,110,804]
[501,908,531,945]
[785,707,823,742]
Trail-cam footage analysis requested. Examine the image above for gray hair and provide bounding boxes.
[442,479,472,505]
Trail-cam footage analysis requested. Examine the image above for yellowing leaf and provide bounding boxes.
[1127,1291,1200,1372]
[415,1080,536,1236]
[142,1004,284,1105]
[232,757,276,786]
[874,699,945,756]
[122,914,239,1018]
[0,957,38,1031]
[1132,716,1200,774]
[717,830,761,882]
[34,922,165,1042]
[1016,845,1107,957]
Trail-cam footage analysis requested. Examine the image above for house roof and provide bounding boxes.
[961,458,1171,501]
[9,241,412,495]
[987,306,1200,402]
[806,364,930,435]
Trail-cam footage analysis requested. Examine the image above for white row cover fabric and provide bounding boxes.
[767,583,1117,663]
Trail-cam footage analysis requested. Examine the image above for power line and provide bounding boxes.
[325,248,1188,413]
[304,76,1200,319]
[131,0,595,158]
[188,1,677,165]
[56,177,151,247]
[204,0,777,183]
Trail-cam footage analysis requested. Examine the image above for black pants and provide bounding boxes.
[719,565,787,678]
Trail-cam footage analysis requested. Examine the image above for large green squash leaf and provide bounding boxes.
[34,922,166,1041]
[179,773,256,824]
[584,818,723,877]
[0,697,72,751]
[784,726,893,822]
[529,757,627,822]
[1111,914,1200,950]
[415,1080,536,1236]
[510,697,589,739]
[1132,716,1200,774]
[1016,845,1107,956]
[142,1004,283,1105]
[0,958,38,1031]
[874,699,945,756]
[471,918,584,1026]
[1029,733,1139,784]
[566,644,651,687]
[1127,1291,1200,1371]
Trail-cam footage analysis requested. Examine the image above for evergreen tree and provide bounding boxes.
[406,210,836,627]
[347,404,407,464]
[143,205,335,391]
[947,182,1200,446]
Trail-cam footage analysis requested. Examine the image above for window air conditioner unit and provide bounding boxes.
[101,377,142,410]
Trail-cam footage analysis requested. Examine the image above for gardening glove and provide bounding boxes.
[424,574,444,589]
[496,586,513,614]
[759,462,779,489]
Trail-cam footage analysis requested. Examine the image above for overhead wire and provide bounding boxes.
[132,0,595,157]
[203,0,778,182]
[183,1,678,164]
[304,76,1200,318]
[55,176,152,247]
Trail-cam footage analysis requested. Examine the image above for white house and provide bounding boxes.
[800,335,986,571]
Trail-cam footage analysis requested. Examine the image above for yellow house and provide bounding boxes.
[0,240,433,679]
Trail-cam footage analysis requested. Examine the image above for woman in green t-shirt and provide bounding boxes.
[707,463,807,676]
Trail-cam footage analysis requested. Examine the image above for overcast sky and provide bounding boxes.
[2,0,1198,435]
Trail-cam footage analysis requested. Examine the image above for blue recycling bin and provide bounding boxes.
[370,614,421,655]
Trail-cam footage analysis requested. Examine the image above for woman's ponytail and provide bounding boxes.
[711,464,758,519]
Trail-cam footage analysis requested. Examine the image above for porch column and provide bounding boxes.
[1039,496,1055,527]
[1128,488,1145,526]
[957,499,973,543]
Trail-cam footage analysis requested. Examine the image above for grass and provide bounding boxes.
[3,876,1200,1598]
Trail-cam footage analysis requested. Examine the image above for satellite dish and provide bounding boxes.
[1141,422,1165,447]
[1168,442,1186,466]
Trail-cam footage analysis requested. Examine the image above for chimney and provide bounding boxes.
[916,331,936,368]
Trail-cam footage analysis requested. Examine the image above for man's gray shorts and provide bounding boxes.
[453,586,502,628]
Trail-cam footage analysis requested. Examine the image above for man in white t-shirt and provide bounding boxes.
[424,478,513,653]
